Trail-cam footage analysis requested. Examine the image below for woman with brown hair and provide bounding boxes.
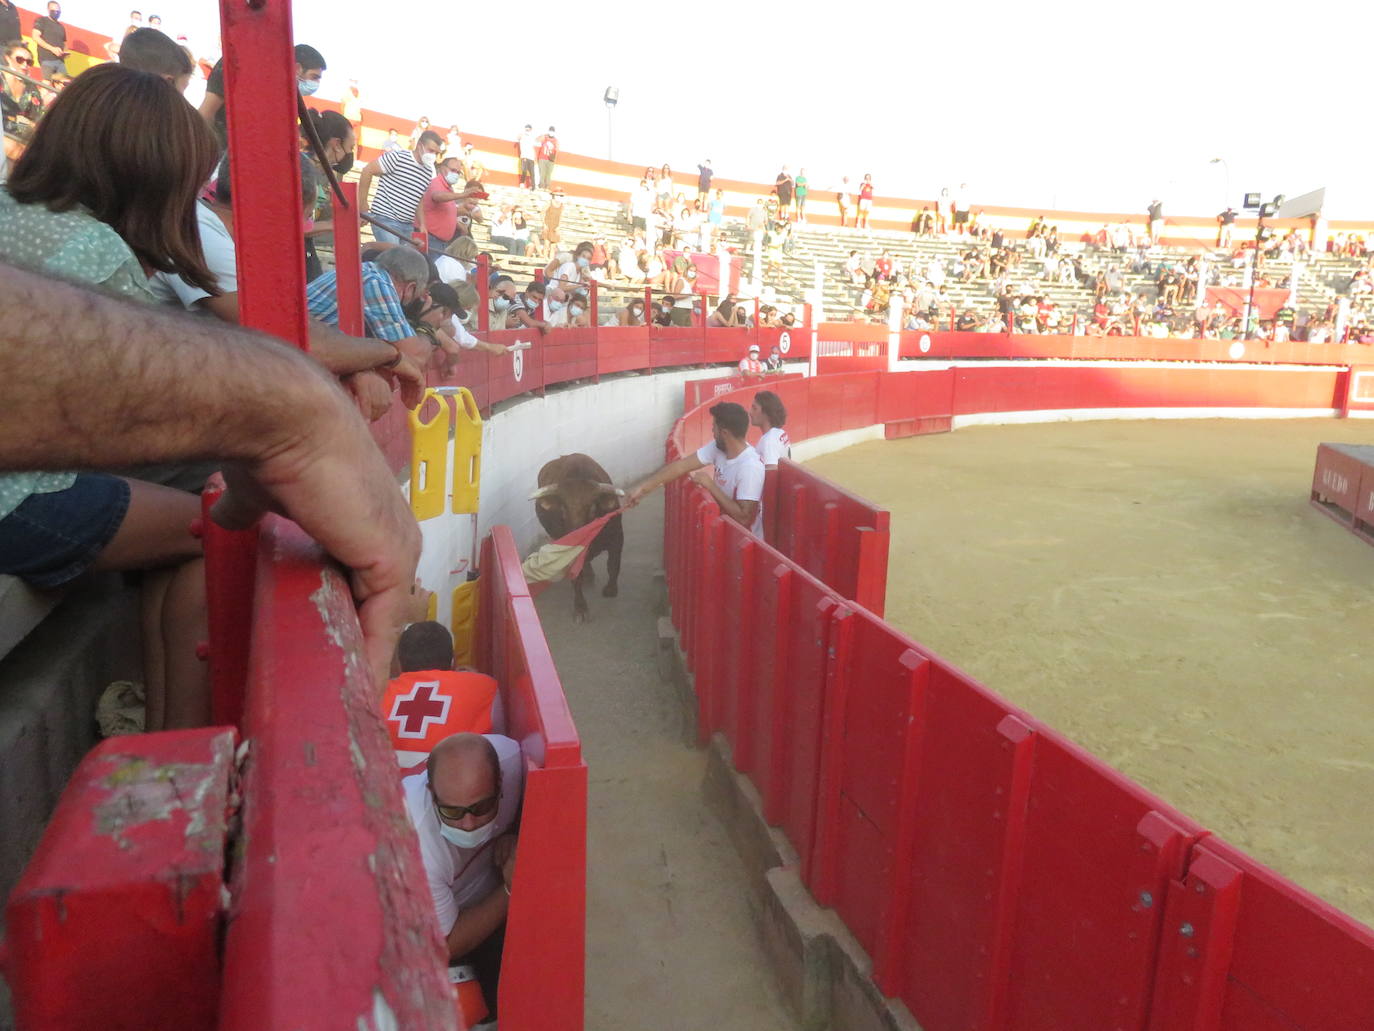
[0,63,221,731]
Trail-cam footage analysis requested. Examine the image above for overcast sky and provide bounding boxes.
[121,0,1373,218]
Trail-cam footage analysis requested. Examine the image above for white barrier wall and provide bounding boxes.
[414,367,761,624]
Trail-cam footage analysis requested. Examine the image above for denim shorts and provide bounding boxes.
[0,474,132,588]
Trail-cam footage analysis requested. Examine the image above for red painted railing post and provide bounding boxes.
[762,564,794,826]
[1071,312,1078,335]
[871,651,930,995]
[477,253,490,334]
[333,182,363,337]
[808,603,856,904]
[1006,311,1014,334]
[1134,311,1141,336]
[949,310,955,332]
[221,0,307,352]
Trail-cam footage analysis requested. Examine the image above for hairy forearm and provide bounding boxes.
[0,264,348,471]
[444,886,509,961]
[308,320,397,375]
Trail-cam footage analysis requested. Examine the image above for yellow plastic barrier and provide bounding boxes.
[408,390,453,521]
[446,387,483,665]
[450,387,483,516]
[451,581,478,668]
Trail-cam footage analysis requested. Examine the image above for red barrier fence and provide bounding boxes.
[1310,442,1374,546]
[663,367,1374,1030]
[883,326,1374,366]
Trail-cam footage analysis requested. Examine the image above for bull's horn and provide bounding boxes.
[528,484,559,500]
[595,482,626,496]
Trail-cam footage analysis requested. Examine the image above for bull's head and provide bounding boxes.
[529,480,624,538]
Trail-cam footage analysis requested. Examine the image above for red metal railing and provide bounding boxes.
[662,367,1374,1031]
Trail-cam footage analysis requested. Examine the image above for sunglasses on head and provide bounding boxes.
[430,782,499,822]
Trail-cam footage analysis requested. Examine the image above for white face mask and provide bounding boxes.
[444,171,460,185]
[297,77,320,97]
[421,151,437,168]
[438,818,496,850]
[569,307,585,318]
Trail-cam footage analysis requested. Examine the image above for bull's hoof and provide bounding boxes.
[602,583,618,598]
[573,607,592,624]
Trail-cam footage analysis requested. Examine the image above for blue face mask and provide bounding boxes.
[548,299,565,313]
[494,297,511,311]
[297,77,320,97]
[438,818,495,850]
[576,256,590,269]
[445,171,461,186]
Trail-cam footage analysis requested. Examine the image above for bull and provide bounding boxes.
[529,454,624,622]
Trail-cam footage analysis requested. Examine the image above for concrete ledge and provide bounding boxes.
[0,575,139,905]
[659,619,924,1031]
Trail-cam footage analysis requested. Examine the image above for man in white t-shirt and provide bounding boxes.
[403,732,524,1014]
[750,390,791,469]
[624,402,765,535]
[738,343,764,379]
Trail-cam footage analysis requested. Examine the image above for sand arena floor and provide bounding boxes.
[807,418,1374,928]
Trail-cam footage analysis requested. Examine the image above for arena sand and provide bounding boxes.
[534,492,796,1031]
[807,418,1374,929]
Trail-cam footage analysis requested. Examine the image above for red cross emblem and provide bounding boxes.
[388,680,452,739]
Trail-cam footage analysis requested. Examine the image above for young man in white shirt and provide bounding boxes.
[624,402,765,535]
[751,390,791,469]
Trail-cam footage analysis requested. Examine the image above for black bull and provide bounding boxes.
[530,454,624,622]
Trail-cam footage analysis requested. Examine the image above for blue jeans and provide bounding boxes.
[368,213,414,246]
[0,474,131,587]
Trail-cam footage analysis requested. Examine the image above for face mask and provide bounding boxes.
[569,307,584,319]
[438,819,496,850]
[445,171,460,186]
[332,152,354,176]
[421,152,437,169]
[576,256,589,269]
[661,305,671,314]
[297,78,320,97]
[495,297,511,311]
[402,293,425,320]
[548,300,564,313]
[526,297,541,310]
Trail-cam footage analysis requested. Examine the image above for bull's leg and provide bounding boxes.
[572,568,591,622]
[602,538,622,598]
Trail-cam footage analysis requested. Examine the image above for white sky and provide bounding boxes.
[98,0,1374,219]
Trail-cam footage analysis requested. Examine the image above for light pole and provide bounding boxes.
[1243,192,1285,340]
[603,86,619,161]
[1209,157,1230,210]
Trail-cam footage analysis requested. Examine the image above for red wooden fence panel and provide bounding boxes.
[1003,736,1202,1030]
[893,662,1036,1031]
[477,527,586,1031]
[217,517,455,1031]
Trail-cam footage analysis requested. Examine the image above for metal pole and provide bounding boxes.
[1245,217,1262,339]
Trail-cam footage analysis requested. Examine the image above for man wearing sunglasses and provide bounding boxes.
[403,730,524,1015]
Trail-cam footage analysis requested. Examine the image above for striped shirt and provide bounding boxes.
[370,149,433,225]
[306,262,413,343]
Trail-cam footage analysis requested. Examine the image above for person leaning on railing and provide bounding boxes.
[0,64,233,729]
[0,260,420,692]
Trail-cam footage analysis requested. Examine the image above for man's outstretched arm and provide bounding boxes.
[0,263,420,687]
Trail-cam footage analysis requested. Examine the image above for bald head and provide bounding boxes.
[428,733,500,830]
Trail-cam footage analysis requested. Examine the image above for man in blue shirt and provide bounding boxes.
[308,244,431,347]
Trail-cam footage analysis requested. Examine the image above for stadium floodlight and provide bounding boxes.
[603,87,619,161]
[1243,192,1262,210]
